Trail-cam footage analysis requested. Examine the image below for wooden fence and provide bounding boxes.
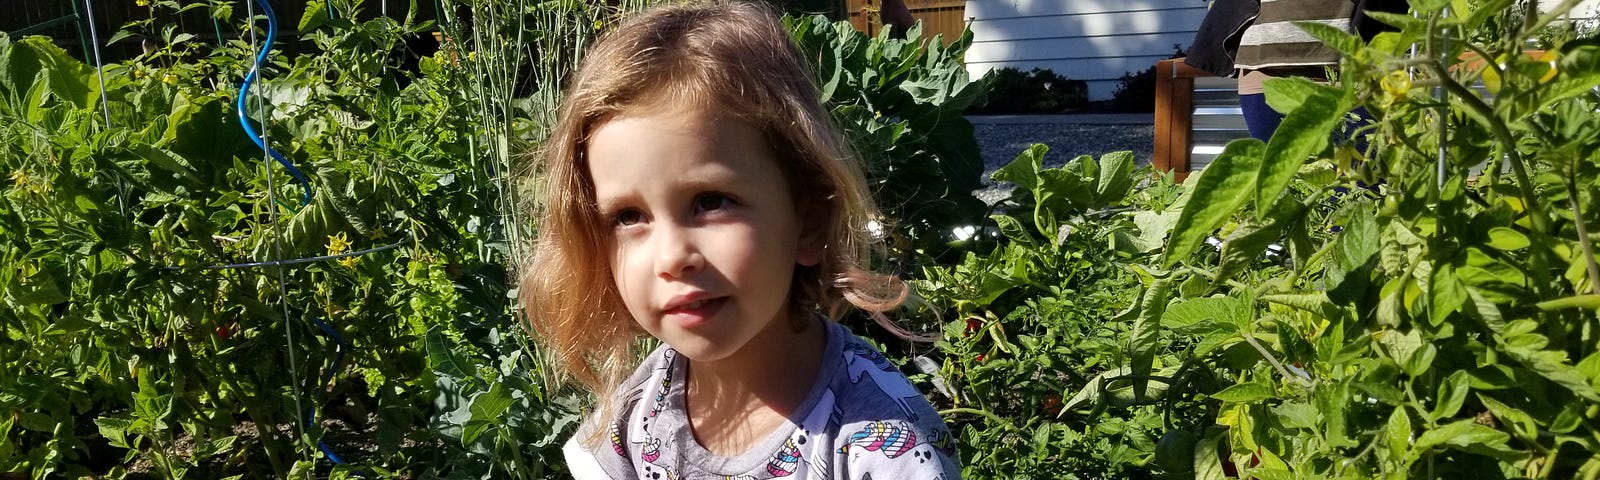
[845,0,966,43]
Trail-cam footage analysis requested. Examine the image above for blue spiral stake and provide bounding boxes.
[237,0,313,207]
[309,317,358,467]
[236,0,364,474]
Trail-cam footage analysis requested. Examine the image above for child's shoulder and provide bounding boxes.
[824,322,961,477]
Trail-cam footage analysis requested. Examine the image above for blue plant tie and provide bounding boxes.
[309,317,361,470]
[236,0,313,207]
[235,1,363,474]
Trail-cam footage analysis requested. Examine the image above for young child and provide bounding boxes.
[519,1,961,478]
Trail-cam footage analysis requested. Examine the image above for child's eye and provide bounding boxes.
[694,194,733,213]
[612,209,644,227]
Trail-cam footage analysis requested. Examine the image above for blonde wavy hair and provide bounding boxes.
[519,0,911,409]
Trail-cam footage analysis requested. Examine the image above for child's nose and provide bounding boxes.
[654,224,704,279]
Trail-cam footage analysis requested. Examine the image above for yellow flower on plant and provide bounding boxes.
[326,232,351,256]
[9,170,26,189]
[136,0,150,6]
[338,256,359,269]
[1380,70,1411,100]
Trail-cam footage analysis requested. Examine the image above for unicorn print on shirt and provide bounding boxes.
[837,421,918,459]
[842,343,922,421]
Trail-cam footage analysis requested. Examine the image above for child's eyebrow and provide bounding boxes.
[592,197,625,216]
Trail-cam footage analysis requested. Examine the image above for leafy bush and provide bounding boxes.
[910,3,1600,479]
[0,0,600,475]
[912,148,1197,479]
[1109,45,1185,113]
[970,67,1088,114]
[1134,2,1600,474]
[786,16,991,265]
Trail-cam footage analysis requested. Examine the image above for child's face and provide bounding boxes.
[587,102,822,363]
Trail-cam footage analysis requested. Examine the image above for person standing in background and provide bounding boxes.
[1186,0,1406,141]
[881,0,916,39]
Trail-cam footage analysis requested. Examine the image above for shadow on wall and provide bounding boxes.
[962,0,1210,101]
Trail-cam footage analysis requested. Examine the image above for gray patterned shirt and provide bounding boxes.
[564,320,960,479]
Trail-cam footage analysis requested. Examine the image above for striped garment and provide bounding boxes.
[1234,0,1358,71]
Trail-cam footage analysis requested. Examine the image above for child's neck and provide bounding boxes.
[683,314,827,457]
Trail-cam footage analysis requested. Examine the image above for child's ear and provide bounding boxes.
[795,200,828,267]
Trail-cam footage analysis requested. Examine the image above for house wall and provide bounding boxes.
[964,0,1210,101]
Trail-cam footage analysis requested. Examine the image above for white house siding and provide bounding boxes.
[964,1,1211,101]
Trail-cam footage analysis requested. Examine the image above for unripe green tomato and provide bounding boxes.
[1380,196,1400,217]
[1154,429,1199,473]
[1559,42,1600,76]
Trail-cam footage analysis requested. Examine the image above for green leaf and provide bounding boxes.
[462,382,512,445]
[1429,264,1467,326]
[1129,276,1174,400]
[1212,381,1274,403]
[1262,77,1339,115]
[1414,419,1509,452]
[1499,342,1600,401]
[990,214,1036,246]
[95,416,136,449]
[1377,329,1423,370]
[1403,343,1437,378]
[0,38,96,113]
[1295,20,1364,58]
[301,0,330,32]
[1535,294,1600,311]
[1409,0,1451,13]
[1261,292,1331,313]
[1165,138,1264,267]
[991,143,1045,191]
[1431,371,1470,421]
[1255,91,1345,217]
[1274,402,1319,430]
[1477,394,1538,441]
[1365,11,1425,30]
[1384,406,1412,464]
[1215,191,1310,287]
[1485,227,1530,251]
[1095,150,1135,204]
[1193,426,1230,480]
[1129,210,1179,253]
[1163,295,1251,329]
[425,326,476,380]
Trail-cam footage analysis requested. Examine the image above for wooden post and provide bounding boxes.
[1153,58,1214,183]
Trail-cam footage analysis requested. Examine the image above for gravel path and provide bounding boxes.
[970,118,1154,203]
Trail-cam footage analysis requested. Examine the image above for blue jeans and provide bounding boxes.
[1240,92,1372,149]
[1240,93,1281,141]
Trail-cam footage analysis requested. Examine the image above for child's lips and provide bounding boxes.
[663,296,727,327]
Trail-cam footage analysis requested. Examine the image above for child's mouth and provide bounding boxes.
[664,297,727,326]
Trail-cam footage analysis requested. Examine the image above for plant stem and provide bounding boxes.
[1427,63,1545,231]
[938,407,1018,431]
[1525,0,1587,36]
[1243,333,1303,385]
[1566,159,1600,295]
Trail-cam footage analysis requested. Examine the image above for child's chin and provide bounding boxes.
[663,338,742,364]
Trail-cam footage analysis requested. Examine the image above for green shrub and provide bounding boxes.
[786,16,991,265]
[970,67,1088,114]
[912,148,1195,479]
[1108,45,1185,113]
